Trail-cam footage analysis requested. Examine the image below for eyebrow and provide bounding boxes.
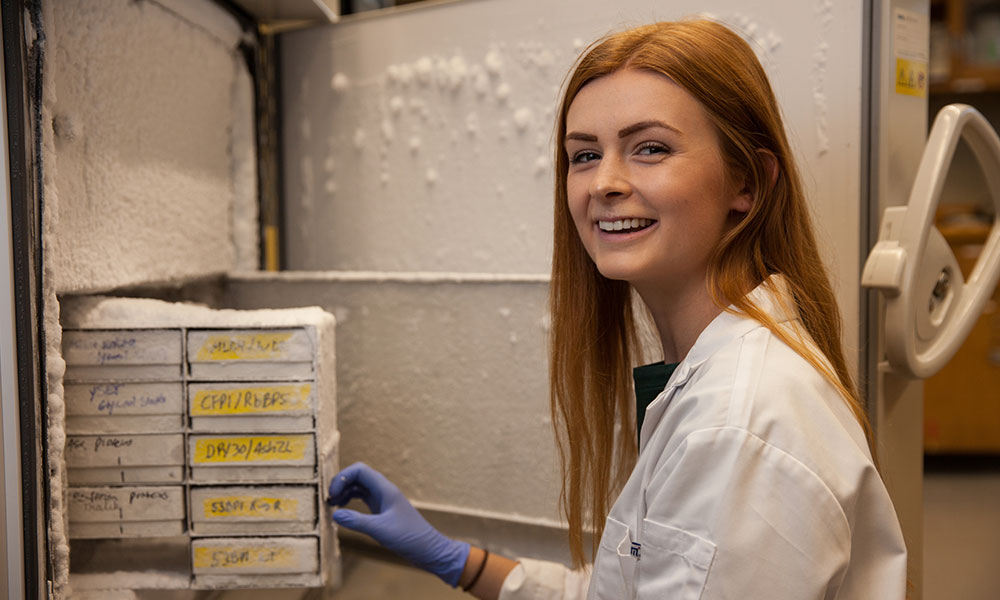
[565,119,681,143]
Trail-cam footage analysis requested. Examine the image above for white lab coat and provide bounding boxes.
[499,276,907,599]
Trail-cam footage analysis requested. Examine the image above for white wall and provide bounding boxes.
[279,0,868,552]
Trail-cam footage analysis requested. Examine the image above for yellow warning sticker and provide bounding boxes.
[192,435,310,464]
[203,496,299,519]
[895,58,927,97]
[193,545,297,570]
[190,384,312,416]
[194,332,294,361]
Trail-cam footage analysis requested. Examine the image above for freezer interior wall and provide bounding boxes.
[277,0,866,551]
[43,0,258,296]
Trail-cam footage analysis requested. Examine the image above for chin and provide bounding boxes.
[593,263,639,284]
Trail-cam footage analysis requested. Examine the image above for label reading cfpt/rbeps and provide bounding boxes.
[192,545,297,570]
[194,332,294,361]
[190,384,311,416]
[203,496,300,519]
[192,435,310,464]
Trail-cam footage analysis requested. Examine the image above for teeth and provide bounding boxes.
[598,218,651,232]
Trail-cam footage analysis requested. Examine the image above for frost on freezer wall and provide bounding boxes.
[280,0,866,349]
[43,0,257,295]
[282,8,570,273]
[278,2,843,277]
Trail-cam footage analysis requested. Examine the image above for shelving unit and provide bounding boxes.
[58,299,340,593]
[931,0,1000,92]
[924,1,1000,455]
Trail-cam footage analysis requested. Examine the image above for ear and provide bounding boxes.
[733,148,779,214]
[758,148,779,192]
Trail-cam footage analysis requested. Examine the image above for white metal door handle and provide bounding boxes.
[862,104,1000,379]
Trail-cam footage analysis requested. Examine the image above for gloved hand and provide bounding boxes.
[328,462,470,587]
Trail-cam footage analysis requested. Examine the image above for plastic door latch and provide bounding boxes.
[862,104,1000,379]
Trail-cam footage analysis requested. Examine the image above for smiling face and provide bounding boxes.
[564,68,751,301]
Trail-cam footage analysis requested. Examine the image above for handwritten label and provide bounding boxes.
[192,545,297,570]
[68,486,184,522]
[67,435,134,453]
[65,434,184,467]
[190,384,311,416]
[64,335,136,364]
[70,489,122,513]
[192,435,310,464]
[95,390,167,415]
[203,496,299,519]
[62,330,181,366]
[194,332,293,361]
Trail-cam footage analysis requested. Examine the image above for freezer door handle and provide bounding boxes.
[863,104,1000,379]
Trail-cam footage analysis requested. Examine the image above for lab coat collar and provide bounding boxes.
[638,274,799,451]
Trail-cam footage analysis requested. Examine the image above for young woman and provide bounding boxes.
[328,19,908,599]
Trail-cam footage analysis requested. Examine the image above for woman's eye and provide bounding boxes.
[636,142,669,156]
[569,151,600,164]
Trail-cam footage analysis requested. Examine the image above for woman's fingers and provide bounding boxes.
[327,483,370,508]
[327,462,394,510]
[328,462,371,502]
[331,508,377,535]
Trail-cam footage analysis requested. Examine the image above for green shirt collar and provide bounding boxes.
[632,361,679,446]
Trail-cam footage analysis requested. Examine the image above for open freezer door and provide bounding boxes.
[863,104,1000,378]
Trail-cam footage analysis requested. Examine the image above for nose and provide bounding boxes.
[589,156,632,201]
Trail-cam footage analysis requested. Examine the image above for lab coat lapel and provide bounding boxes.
[637,275,798,454]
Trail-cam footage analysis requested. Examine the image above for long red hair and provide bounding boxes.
[549,19,872,567]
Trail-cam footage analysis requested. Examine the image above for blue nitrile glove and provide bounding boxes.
[328,462,470,587]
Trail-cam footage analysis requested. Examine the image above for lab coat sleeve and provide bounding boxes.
[498,558,591,600]
[639,427,860,600]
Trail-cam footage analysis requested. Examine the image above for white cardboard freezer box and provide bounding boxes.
[188,433,317,482]
[188,381,315,432]
[68,485,186,538]
[189,485,317,534]
[62,329,183,382]
[65,381,184,434]
[187,329,315,380]
[65,433,185,484]
[191,536,321,588]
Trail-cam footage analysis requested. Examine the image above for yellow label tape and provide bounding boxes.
[194,332,294,361]
[193,545,297,570]
[203,496,300,519]
[192,435,310,464]
[895,57,927,98]
[190,384,311,416]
